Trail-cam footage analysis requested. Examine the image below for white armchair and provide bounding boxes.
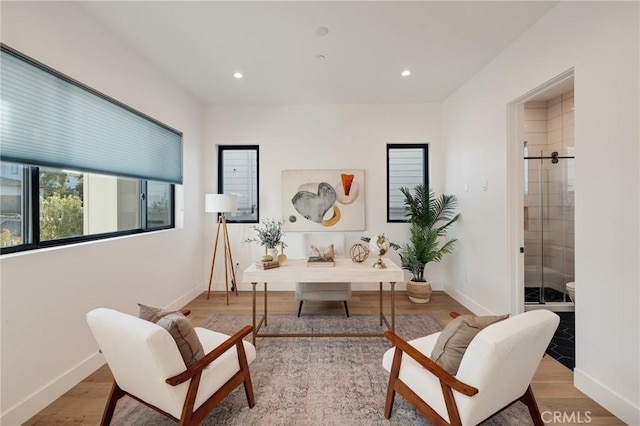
[86,308,256,425]
[295,233,352,317]
[382,310,559,425]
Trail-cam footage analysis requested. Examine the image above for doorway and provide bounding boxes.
[523,103,575,307]
[507,68,575,313]
[507,69,575,369]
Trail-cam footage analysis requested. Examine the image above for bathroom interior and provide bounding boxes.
[522,78,575,369]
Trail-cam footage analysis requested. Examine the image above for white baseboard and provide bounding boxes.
[443,286,494,315]
[574,368,640,426]
[166,285,204,311]
[0,352,105,426]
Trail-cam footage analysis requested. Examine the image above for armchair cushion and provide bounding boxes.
[431,314,508,374]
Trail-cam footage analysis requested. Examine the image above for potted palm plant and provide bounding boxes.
[399,184,460,303]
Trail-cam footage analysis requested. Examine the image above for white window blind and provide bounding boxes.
[0,45,183,184]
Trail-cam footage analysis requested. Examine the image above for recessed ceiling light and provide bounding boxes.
[401,70,411,77]
[315,26,329,37]
[233,72,243,79]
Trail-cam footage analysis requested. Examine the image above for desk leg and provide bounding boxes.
[390,281,396,333]
[264,282,268,327]
[251,282,257,345]
[379,281,383,326]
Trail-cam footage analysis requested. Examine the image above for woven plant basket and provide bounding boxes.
[406,280,432,304]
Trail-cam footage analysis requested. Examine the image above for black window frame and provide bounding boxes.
[0,163,175,255]
[217,145,259,224]
[387,143,429,223]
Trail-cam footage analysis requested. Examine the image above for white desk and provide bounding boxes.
[242,258,404,345]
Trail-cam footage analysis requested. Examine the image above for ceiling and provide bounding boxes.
[79,1,558,106]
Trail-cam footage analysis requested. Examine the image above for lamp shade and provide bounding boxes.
[205,194,237,213]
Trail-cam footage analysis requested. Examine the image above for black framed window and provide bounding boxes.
[218,145,259,223]
[0,162,175,254]
[387,143,429,222]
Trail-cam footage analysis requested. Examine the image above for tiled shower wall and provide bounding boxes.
[523,91,575,292]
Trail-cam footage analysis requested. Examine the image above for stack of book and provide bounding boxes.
[255,260,280,270]
[307,256,335,267]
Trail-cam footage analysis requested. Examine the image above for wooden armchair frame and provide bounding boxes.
[101,325,255,426]
[383,312,545,426]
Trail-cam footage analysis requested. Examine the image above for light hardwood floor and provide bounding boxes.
[25,291,623,425]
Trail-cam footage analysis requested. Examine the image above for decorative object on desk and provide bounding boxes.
[368,233,391,269]
[281,169,365,232]
[399,184,459,303]
[307,255,335,267]
[310,243,334,260]
[277,242,288,266]
[262,244,273,262]
[245,218,286,262]
[268,246,279,260]
[255,260,280,270]
[307,244,335,267]
[307,243,335,266]
[205,194,238,304]
[349,243,370,263]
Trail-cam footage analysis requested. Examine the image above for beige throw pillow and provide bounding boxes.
[155,313,205,367]
[138,303,176,323]
[138,303,204,367]
[431,314,509,375]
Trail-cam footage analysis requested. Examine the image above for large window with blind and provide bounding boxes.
[0,44,181,254]
[217,145,259,223]
[387,144,429,222]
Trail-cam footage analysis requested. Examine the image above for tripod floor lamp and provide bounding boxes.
[205,194,238,305]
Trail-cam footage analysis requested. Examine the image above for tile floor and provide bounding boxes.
[546,312,575,370]
[524,287,575,370]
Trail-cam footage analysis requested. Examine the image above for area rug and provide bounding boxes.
[110,314,534,425]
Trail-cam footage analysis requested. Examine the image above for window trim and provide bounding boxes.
[386,143,429,223]
[217,145,259,224]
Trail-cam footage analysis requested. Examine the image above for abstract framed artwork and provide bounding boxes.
[282,169,365,231]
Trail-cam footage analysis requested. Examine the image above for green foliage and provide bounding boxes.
[40,171,84,197]
[398,184,459,282]
[40,194,84,240]
[245,218,286,248]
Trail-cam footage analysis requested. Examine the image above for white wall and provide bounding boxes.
[0,3,205,424]
[203,104,444,291]
[442,2,639,424]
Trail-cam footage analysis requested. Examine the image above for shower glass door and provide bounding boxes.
[524,147,575,305]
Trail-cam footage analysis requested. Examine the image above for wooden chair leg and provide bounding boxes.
[178,371,201,426]
[384,348,403,419]
[343,301,350,317]
[236,341,256,408]
[297,301,303,317]
[101,382,125,426]
[520,385,544,426]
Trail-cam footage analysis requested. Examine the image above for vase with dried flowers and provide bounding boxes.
[245,218,286,262]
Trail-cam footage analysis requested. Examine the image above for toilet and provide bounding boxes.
[566,281,575,303]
